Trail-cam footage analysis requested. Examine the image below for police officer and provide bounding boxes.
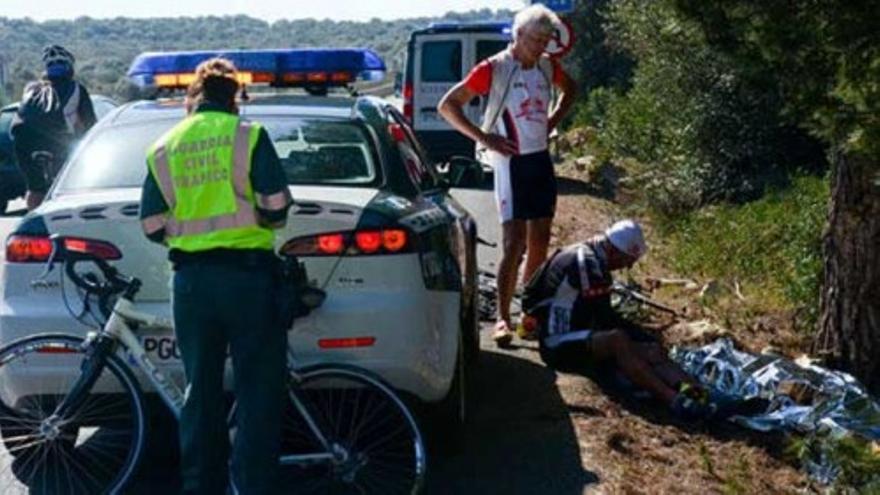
[140,58,292,494]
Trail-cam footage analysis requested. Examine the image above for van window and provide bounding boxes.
[476,40,510,64]
[421,41,462,82]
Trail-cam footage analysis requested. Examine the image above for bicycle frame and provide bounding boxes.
[102,297,184,418]
[92,296,336,464]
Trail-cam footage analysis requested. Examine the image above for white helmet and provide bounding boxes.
[604,219,647,259]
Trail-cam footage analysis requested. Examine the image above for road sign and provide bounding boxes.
[531,0,575,14]
[544,18,575,58]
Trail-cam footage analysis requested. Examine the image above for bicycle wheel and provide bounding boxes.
[280,364,426,494]
[0,333,146,495]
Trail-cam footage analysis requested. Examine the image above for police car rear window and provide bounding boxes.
[421,41,462,82]
[264,118,377,185]
[56,117,378,192]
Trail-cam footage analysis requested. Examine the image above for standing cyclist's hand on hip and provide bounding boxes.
[480,133,518,156]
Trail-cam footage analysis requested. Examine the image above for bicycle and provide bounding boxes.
[611,280,684,318]
[30,150,63,188]
[0,235,426,494]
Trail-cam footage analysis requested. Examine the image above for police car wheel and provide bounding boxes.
[429,331,468,453]
[462,240,480,367]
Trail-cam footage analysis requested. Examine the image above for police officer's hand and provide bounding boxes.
[480,133,518,156]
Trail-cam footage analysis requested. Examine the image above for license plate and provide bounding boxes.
[141,336,181,363]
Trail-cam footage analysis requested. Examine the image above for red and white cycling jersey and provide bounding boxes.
[463,57,564,155]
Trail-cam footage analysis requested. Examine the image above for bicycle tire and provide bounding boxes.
[0,333,147,495]
[278,364,427,494]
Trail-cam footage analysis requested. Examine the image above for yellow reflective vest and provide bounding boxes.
[146,111,274,252]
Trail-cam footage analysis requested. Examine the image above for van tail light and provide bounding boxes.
[5,235,122,263]
[403,83,413,122]
[388,123,407,143]
[281,228,413,257]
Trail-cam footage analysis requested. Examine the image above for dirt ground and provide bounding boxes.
[511,159,815,494]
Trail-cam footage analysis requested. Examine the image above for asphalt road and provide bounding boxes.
[0,190,601,494]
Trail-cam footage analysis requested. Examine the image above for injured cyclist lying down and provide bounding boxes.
[521,219,757,420]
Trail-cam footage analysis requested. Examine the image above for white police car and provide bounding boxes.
[0,48,484,433]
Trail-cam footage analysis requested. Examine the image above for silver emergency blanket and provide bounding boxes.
[671,338,880,484]
[671,338,880,440]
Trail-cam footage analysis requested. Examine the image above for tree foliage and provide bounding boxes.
[673,0,880,158]
[0,10,512,103]
[583,0,825,214]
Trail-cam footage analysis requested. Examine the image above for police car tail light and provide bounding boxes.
[62,237,123,261]
[380,229,408,252]
[6,235,54,263]
[318,337,376,349]
[317,234,345,255]
[281,228,411,256]
[6,235,122,263]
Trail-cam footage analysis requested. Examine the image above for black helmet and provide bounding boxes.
[42,45,75,68]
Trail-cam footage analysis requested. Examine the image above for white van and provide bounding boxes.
[402,22,510,163]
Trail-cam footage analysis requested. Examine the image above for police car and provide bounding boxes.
[0,49,483,432]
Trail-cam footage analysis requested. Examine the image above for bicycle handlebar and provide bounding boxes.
[611,281,682,317]
[48,235,140,299]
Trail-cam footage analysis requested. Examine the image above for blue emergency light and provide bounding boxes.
[127,48,386,90]
[426,21,511,35]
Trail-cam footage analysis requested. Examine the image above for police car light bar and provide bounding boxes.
[425,21,511,35]
[127,48,386,90]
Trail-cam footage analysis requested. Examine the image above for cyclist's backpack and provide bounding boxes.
[13,81,75,156]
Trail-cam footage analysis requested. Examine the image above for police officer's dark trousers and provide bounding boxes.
[172,258,285,495]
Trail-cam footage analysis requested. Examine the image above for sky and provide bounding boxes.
[3,0,528,23]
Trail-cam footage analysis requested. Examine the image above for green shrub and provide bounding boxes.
[598,0,826,215]
[660,175,828,325]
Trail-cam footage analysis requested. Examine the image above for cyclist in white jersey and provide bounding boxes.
[439,4,578,347]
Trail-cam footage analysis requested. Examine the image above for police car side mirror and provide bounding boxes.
[441,155,486,189]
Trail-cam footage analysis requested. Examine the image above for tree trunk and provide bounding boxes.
[813,147,880,395]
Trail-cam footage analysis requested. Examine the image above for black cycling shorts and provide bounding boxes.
[19,154,59,194]
[539,326,659,373]
[491,149,557,222]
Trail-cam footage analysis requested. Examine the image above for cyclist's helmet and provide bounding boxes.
[42,45,75,76]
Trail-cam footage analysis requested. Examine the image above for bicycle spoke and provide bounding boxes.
[276,367,424,495]
[0,335,145,495]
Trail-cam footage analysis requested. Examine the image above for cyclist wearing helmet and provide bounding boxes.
[11,45,97,210]
[522,220,716,420]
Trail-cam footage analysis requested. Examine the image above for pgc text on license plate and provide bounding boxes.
[142,336,181,362]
